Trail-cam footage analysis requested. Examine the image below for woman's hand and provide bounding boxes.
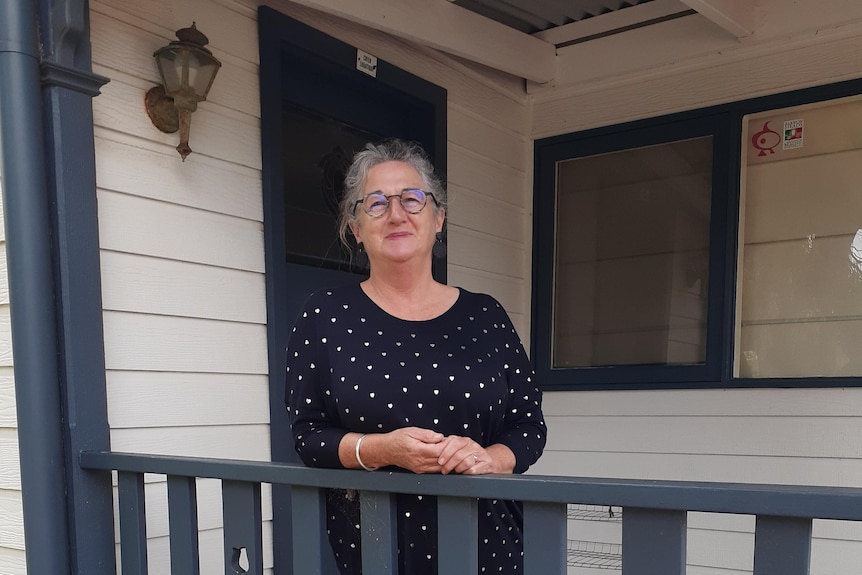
[342,427,446,473]
[385,427,447,473]
[436,436,516,475]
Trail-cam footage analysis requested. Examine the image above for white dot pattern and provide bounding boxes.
[286,285,547,574]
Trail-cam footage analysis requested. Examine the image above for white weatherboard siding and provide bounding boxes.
[92,0,531,572]
[91,0,271,568]
[529,11,862,574]
[0,157,26,574]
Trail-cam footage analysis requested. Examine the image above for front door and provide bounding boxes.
[258,9,447,573]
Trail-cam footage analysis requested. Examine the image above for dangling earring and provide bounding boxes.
[354,242,369,270]
[432,232,446,259]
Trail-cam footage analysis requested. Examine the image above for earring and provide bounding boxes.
[354,242,369,270]
[432,232,446,259]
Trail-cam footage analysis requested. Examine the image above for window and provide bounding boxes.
[736,95,862,378]
[553,137,712,369]
[534,116,730,389]
[533,79,862,390]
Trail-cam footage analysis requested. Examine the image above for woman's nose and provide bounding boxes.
[387,196,408,219]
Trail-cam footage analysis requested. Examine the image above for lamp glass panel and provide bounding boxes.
[155,47,184,94]
[188,55,219,97]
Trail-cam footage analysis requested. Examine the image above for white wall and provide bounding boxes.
[91,0,533,572]
[529,9,862,575]
[0,150,26,574]
[91,0,270,569]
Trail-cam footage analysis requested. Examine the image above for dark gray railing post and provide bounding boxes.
[117,471,148,575]
[753,516,812,575]
[222,480,264,575]
[437,495,478,575]
[622,508,687,575]
[523,501,567,574]
[168,475,201,575]
[291,485,328,574]
[360,491,398,574]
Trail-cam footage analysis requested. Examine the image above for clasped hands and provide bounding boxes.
[353,426,515,475]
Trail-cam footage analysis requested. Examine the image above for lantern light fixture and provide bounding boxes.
[145,23,222,161]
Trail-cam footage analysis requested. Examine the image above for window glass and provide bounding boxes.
[737,96,862,377]
[553,137,713,368]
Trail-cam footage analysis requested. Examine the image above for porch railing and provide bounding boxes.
[79,451,862,575]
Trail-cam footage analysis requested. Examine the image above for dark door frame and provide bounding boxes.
[258,8,447,573]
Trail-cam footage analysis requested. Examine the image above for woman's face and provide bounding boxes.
[349,161,445,269]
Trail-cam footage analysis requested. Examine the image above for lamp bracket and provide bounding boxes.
[145,85,179,133]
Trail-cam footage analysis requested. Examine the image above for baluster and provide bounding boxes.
[622,508,686,575]
[523,501,567,574]
[291,485,327,575]
[117,471,148,575]
[360,491,398,574]
[437,496,477,575]
[222,480,263,575]
[753,516,812,575]
[167,475,200,575]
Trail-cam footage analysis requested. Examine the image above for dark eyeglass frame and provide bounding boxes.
[353,188,438,218]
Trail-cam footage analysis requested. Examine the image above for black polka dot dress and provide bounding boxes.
[286,284,547,575]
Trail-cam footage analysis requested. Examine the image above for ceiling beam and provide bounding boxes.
[283,0,557,83]
[679,0,759,38]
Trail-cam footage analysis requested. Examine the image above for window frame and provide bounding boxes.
[532,78,862,391]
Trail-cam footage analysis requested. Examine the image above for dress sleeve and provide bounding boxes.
[285,293,348,468]
[488,299,547,474]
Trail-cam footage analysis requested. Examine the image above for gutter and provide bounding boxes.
[0,1,72,572]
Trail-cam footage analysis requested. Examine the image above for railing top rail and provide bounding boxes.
[80,450,862,522]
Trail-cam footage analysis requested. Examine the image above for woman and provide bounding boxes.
[286,139,546,574]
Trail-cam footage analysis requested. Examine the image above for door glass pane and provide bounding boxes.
[283,104,378,271]
[737,95,862,378]
[553,137,712,368]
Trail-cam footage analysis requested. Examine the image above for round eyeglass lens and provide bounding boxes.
[365,193,389,217]
[400,189,427,213]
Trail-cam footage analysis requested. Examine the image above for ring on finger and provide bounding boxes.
[471,453,479,463]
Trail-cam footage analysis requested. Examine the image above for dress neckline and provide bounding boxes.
[355,283,463,324]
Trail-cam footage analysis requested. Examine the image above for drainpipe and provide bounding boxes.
[0,1,72,573]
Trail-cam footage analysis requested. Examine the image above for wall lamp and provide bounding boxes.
[145,23,221,161]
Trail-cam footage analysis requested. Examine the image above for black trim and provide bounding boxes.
[533,77,862,391]
[258,10,296,575]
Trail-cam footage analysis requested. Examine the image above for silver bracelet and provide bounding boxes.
[355,433,378,471]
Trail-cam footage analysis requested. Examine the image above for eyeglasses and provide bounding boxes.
[353,188,438,218]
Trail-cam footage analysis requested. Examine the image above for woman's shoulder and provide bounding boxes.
[299,283,364,311]
[453,287,506,314]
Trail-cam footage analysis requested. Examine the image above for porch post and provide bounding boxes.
[0,0,113,572]
[36,0,114,572]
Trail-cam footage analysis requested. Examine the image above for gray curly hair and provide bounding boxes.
[338,139,447,248]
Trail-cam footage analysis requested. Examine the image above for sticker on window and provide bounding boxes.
[783,119,804,150]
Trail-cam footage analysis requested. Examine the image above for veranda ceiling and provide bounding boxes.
[269,0,860,88]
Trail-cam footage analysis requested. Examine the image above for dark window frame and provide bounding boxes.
[532,78,862,391]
